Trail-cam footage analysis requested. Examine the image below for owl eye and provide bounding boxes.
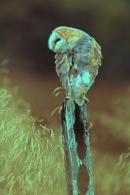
[54,38,61,45]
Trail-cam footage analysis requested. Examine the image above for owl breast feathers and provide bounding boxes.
[48,26,102,106]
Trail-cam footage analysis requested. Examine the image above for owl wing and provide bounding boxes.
[71,36,102,106]
[73,37,102,86]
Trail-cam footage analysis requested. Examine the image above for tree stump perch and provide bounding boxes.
[61,99,94,195]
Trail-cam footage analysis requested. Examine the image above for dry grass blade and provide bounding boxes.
[52,86,64,97]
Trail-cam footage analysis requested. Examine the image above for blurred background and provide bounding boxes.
[0,0,130,195]
[0,0,130,80]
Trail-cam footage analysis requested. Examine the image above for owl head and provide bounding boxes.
[48,26,85,53]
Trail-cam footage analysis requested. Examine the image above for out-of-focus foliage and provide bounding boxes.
[0,70,66,195]
[0,0,130,80]
[117,147,130,191]
[89,87,130,195]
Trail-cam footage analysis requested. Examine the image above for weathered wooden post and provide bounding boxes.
[61,99,94,195]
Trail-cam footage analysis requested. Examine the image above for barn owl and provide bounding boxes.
[48,26,102,106]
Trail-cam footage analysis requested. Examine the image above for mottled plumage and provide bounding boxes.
[48,26,102,106]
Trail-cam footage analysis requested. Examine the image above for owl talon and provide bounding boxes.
[85,97,89,103]
[65,96,69,100]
